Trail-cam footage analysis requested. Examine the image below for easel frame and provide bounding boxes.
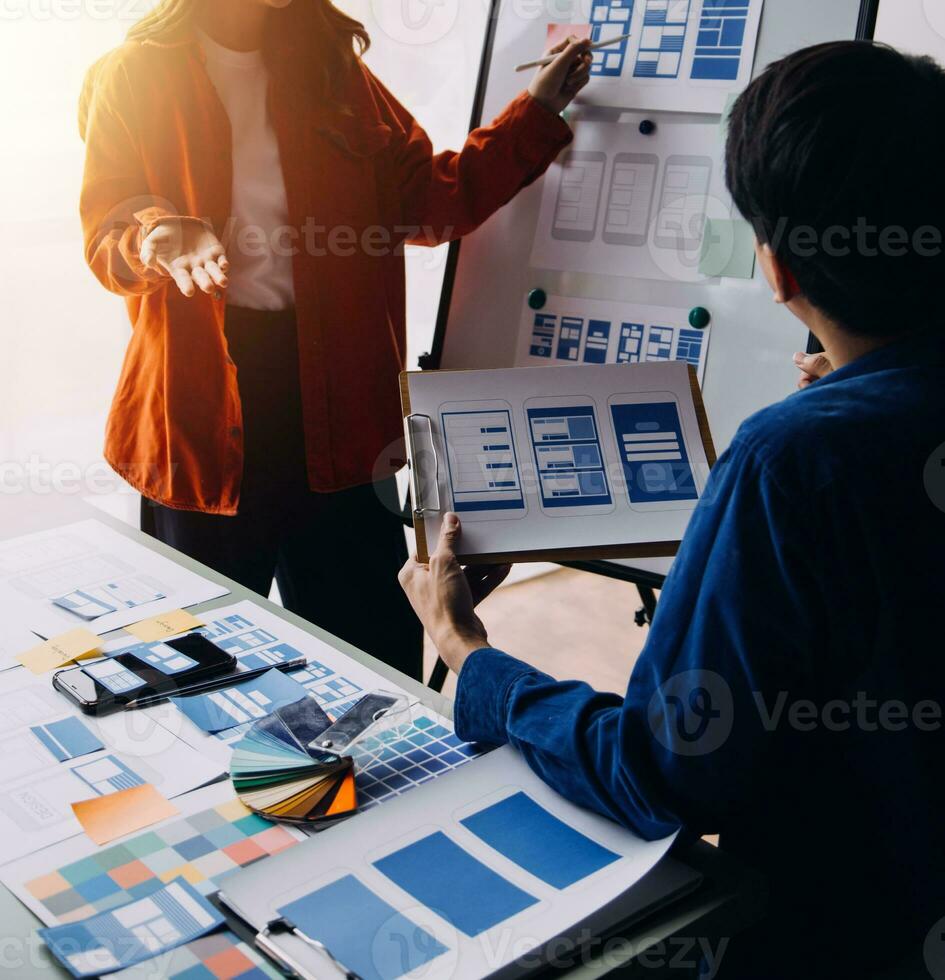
[421,0,875,692]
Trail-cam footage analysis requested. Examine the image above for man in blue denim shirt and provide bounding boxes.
[400,42,945,978]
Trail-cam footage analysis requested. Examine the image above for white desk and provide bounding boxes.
[0,494,760,978]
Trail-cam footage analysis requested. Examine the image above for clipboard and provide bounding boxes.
[401,362,717,565]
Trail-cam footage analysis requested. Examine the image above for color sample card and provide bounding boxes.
[278,875,447,980]
[108,929,281,980]
[72,784,180,846]
[39,879,223,977]
[31,717,104,763]
[349,715,481,811]
[460,792,621,888]
[171,669,307,734]
[21,797,301,925]
[373,831,538,937]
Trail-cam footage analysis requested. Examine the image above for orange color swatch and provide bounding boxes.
[72,784,179,846]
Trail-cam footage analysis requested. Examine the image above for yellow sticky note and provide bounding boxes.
[125,609,204,643]
[18,628,100,675]
[72,784,179,846]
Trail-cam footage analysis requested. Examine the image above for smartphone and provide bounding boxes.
[53,633,237,715]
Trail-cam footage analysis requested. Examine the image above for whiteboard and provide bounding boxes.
[874,0,945,62]
[434,0,862,582]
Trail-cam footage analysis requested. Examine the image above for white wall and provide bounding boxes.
[875,0,945,62]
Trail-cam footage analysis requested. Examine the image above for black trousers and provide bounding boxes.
[141,306,424,681]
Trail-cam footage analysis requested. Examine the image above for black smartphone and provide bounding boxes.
[53,633,237,715]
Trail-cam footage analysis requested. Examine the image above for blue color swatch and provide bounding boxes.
[278,875,447,980]
[171,668,308,734]
[39,879,224,977]
[691,0,751,80]
[31,717,104,763]
[373,831,538,937]
[460,793,621,889]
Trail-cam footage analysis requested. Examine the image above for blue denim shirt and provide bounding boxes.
[454,331,945,977]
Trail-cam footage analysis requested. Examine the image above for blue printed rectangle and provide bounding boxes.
[279,875,447,980]
[527,406,613,509]
[611,400,698,503]
[373,831,538,937]
[31,717,104,763]
[529,313,556,358]
[691,0,750,81]
[590,0,635,77]
[171,669,308,734]
[460,793,621,889]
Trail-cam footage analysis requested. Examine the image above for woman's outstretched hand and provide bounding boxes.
[140,217,229,298]
[528,37,594,116]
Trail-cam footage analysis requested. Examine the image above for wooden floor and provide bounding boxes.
[423,568,651,698]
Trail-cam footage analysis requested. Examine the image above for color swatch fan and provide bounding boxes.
[230,699,357,826]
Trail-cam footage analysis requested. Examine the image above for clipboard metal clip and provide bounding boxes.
[256,918,362,980]
[404,413,441,518]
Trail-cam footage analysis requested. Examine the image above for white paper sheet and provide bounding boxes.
[0,669,223,865]
[219,746,678,980]
[407,361,711,560]
[572,0,765,114]
[129,600,440,767]
[530,112,733,285]
[0,520,229,663]
[517,292,710,382]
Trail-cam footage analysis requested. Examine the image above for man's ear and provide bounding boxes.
[755,241,802,304]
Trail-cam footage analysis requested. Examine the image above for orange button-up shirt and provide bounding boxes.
[79,34,572,515]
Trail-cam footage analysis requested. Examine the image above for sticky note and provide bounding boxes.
[125,609,203,643]
[72,784,179,846]
[18,628,100,675]
[699,217,757,280]
[546,23,593,49]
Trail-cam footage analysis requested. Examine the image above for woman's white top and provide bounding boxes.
[198,30,296,311]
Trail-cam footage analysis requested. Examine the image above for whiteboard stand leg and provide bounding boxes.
[635,585,659,628]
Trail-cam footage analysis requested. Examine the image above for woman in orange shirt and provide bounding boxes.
[79,0,590,679]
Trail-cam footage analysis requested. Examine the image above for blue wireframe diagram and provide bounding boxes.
[611,400,698,504]
[590,0,636,77]
[441,409,526,513]
[691,0,751,81]
[634,0,691,79]
[527,406,613,509]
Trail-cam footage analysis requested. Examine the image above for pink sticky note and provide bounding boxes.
[546,23,593,51]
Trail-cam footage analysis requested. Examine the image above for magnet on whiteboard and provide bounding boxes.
[528,289,548,311]
[689,307,711,330]
[639,119,656,135]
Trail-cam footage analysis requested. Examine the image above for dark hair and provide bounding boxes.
[726,41,945,338]
[127,0,370,105]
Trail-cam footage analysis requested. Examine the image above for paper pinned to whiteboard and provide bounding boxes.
[518,293,711,383]
[530,112,733,285]
[576,0,766,114]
